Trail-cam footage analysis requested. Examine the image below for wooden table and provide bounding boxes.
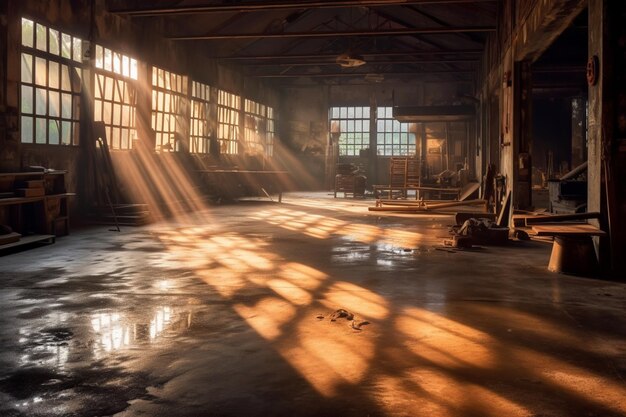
[196,170,290,202]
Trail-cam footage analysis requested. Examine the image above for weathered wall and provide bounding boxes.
[0,0,281,215]
[280,79,475,188]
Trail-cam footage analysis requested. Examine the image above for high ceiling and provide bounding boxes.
[107,0,500,84]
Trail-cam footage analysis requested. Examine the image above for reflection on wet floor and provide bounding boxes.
[91,306,192,357]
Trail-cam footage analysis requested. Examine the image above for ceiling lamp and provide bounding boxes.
[336,53,366,68]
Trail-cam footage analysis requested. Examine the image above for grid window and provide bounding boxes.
[20,18,82,145]
[329,106,370,156]
[151,67,187,151]
[217,89,240,155]
[94,45,138,150]
[267,106,276,157]
[244,99,267,155]
[190,81,211,154]
[376,107,416,156]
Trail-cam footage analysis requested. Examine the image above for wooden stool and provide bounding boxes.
[531,224,606,276]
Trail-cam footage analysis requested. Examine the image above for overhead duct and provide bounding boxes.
[393,105,475,122]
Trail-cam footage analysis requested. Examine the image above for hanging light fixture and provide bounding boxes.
[336,53,366,68]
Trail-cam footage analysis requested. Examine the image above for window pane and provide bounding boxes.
[48,61,59,89]
[21,116,33,143]
[21,53,33,83]
[35,117,46,143]
[49,120,60,144]
[95,45,103,68]
[130,59,138,80]
[94,99,102,121]
[104,48,112,71]
[21,85,33,114]
[61,93,72,119]
[49,90,60,117]
[113,52,121,74]
[72,37,82,62]
[22,18,34,48]
[61,121,71,144]
[36,23,47,51]
[49,29,60,55]
[61,64,71,91]
[122,55,129,77]
[61,33,72,58]
[35,88,46,115]
[35,57,46,86]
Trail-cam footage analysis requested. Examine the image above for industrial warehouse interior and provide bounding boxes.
[0,0,625,416]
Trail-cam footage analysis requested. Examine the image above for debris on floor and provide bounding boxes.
[447,217,509,246]
[330,309,354,321]
[317,309,371,331]
[351,320,370,331]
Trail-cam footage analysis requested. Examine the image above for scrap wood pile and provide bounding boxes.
[369,198,488,213]
[368,181,484,213]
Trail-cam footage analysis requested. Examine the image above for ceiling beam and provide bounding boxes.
[219,49,483,60]
[170,27,495,41]
[246,58,479,67]
[252,69,473,78]
[113,0,498,16]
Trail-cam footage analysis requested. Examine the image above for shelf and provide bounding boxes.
[0,193,75,207]
[0,170,68,178]
[0,234,55,252]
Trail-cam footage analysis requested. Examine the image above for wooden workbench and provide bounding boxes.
[196,170,290,202]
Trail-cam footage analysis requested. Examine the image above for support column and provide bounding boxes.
[588,0,626,276]
[368,93,377,184]
[512,60,532,210]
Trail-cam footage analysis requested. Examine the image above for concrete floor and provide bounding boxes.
[0,192,625,417]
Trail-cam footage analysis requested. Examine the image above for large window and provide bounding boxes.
[94,45,139,150]
[217,89,240,155]
[329,106,370,156]
[190,81,211,154]
[20,18,82,145]
[244,99,267,155]
[376,107,416,156]
[151,67,187,151]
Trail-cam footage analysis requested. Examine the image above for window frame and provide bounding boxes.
[217,89,241,155]
[190,80,212,154]
[20,17,83,146]
[376,106,416,157]
[151,66,188,152]
[93,44,139,150]
[329,106,371,157]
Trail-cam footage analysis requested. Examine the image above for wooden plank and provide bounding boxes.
[369,199,486,212]
[525,212,601,225]
[531,224,607,236]
[459,182,481,201]
[496,190,511,227]
[378,199,457,206]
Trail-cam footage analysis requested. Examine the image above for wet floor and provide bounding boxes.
[0,192,625,417]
